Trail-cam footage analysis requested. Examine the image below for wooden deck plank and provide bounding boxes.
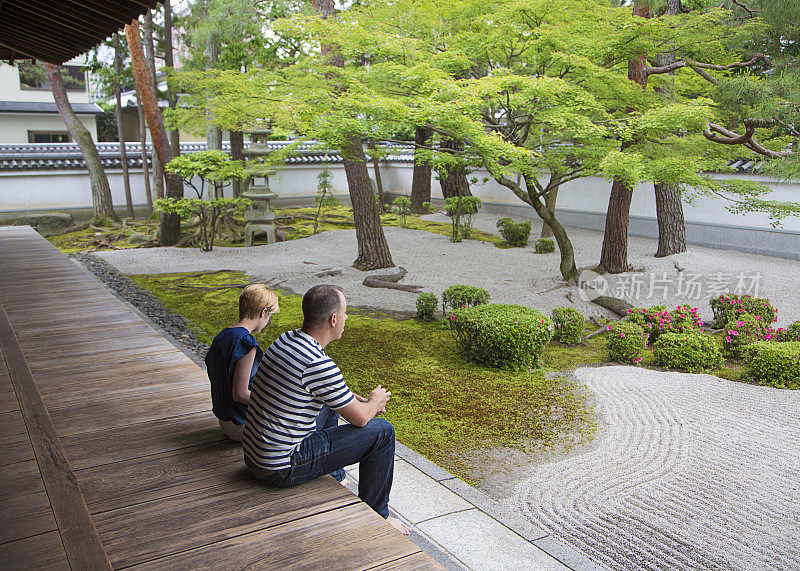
[0,491,58,544]
[60,412,226,470]
[95,477,361,568]
[0,531,70,571]
[0,302,112,569]
[0,460,46,500]
[47,390,210,437]
[0,227,436,570]
[75,441,248,513]
[0,429,36,467]
[128,503,425,571]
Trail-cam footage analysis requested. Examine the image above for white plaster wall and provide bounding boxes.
[0,62,90,104]
[2,164,798,235]
[0,113,98,144]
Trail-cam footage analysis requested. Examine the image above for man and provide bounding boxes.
[243,284,410,535]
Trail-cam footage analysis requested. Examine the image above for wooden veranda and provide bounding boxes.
[0,226,437,570]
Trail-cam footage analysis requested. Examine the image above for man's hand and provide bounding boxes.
[369,385,391,414]
[339,385,391,427]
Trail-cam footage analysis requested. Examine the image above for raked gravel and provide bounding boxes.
[96,213,800,327]
[94,214,800,570]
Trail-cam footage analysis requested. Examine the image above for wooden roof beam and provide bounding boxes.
[7,2,116,39]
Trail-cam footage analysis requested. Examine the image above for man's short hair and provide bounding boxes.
[239,284,279,320]
[302,284,344,329]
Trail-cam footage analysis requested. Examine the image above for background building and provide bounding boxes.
[0,58,103,144]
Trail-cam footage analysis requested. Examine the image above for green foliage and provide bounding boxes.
[710,293,778,328]
[626,305,703,342]
[722,313,763,358]
[313,167,339,234]
[154,197,250,251]
[442,285,490,316]
[776,321,800,342]
[496,217,532,247]
[392,196,412,228]
[652,332,723,373]
[535,238,556,254]
[444,196,481,242]
[605,321,648,365]
[551,307,585,345]
[744,341,800,389]
[451,304,554,371]
[421,201,434,213]
[161,150,253,251]
[415,292,438,321]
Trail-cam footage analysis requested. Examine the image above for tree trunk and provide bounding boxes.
[521,176,577,281]
[599,172,634,273]
[540,174,561,239]
[654,182,686,257]
[114,35,134,219]
[135,89,153,211]
[367,139,385,207]
[598,0,650,273]
[439,137,471,198]
[410,126,432,213]
[311,0,394,270]
[652,0,686,258]
[144,11,164,201]
[46,63,119,222]
[126,20,182,245]
[343,135,395,270]
[230,130,245,197]
[163,0,180,157]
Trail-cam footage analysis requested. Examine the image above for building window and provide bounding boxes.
[28,131,71,143]
[18,63,86,92]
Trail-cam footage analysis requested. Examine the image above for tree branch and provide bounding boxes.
[702,121,790,159]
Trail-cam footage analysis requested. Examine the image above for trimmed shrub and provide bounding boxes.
[744,341,800,389]
[496,217,532,247]
[776,321,800,342]
[551,307,585,345]
[534,238,556,254]
[416,292,438,321]
[442,285,490,315]
[652,332,723,373]
[606,321,648,364]
[723,313,762,358]
[626,305,703,343]
[710,293,778,329]
[451,304,553,371]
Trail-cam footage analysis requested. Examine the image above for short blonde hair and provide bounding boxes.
[239,284,279,320]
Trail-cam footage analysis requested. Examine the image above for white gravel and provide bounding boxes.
[513,366,800,571]
[96,213,800,327]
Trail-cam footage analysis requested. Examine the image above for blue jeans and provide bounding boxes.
[253,406,396,518]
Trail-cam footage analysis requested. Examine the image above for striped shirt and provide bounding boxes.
[243,329,354,471]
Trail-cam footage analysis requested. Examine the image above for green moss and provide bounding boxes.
[130,270,595,484]
[271,205,507,247]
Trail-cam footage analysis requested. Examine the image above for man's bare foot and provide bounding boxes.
[387,516,411,536]
[339,478,350,488]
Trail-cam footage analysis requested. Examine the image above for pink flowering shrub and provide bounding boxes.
[626,304,703,342]
[744,341,800,389]
[710,293,777,330]
[776,321,800,343]
[723,313,762,358]
[606,321,648,364]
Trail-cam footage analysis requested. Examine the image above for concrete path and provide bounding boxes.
[345,441,604,571]
[510,367,800,571]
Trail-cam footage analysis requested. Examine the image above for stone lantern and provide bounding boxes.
[242,135,277,246]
